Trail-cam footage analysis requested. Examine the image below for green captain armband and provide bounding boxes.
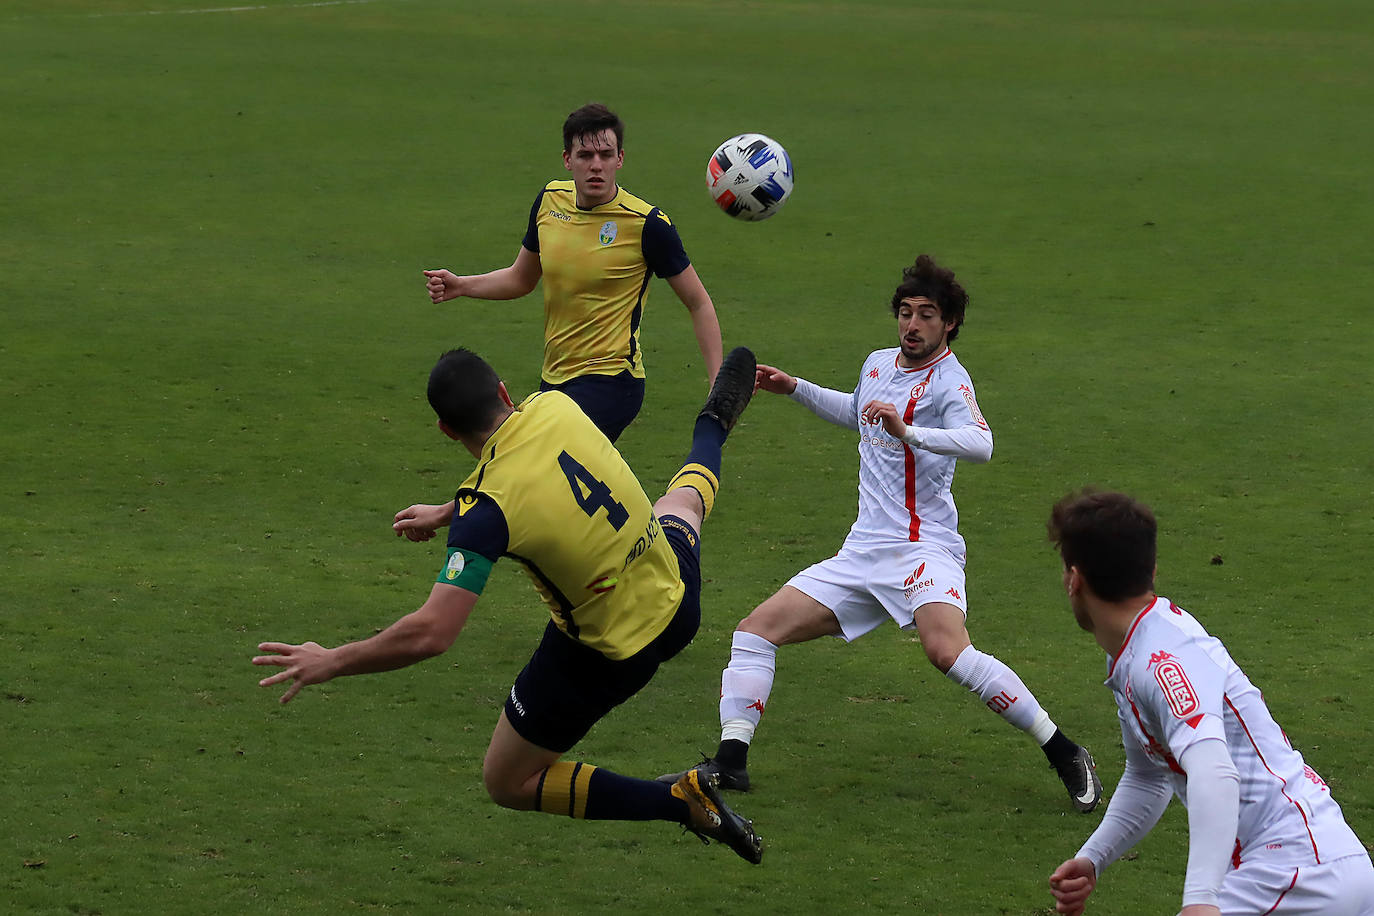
[436,547,494,593]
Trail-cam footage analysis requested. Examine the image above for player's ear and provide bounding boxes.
[497,382,515,409]
[562,149,573,171]
[437,418,461,441]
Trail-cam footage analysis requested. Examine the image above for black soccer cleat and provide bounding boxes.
[657,756,751,792]
[700,346,757,433]
[670,764,763,864]
[1054,745,1103,813]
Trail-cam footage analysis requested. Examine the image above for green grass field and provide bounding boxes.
[3,1,1372,913]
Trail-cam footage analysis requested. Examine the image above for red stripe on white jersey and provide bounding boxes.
[902,393,920,541]
[1226,695,1322,863]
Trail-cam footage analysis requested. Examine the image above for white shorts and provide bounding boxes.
[1207,853,1374,916]
[786,542,968,642]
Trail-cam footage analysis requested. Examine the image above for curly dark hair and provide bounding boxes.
[1047,489,1157,602]
[562,103,624,153]
[889,254,968,342]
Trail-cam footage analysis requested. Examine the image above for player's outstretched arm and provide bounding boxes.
[666,266,723,386]
[423,246,542,303]
[755,364,797,395]
[1048,857,1097,915]
[253,583,476,704]
[393,501,456,542]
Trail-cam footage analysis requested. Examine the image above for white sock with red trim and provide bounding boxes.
[946,645,1056,743]
[719,631,778,744]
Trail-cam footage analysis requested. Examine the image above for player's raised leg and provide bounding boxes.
[653,345,756,531]
[914,601,1102,812]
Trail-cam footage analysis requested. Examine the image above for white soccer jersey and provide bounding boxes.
[1106,596,1366,868]
[790,347,991,563]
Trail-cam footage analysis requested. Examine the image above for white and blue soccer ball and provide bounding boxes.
[706,133,794,221]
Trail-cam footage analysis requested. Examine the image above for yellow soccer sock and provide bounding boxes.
[666,463,719,520]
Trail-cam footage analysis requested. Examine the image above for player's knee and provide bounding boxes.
[920,634,966,672]
[923,641,962,673]
[481,764,527,810]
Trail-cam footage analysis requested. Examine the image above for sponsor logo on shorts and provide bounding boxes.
[508,686,526,718]
[902,563,935,601]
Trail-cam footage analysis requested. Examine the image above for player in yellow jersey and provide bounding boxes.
[422,103,723,442]
[252,346,762,863]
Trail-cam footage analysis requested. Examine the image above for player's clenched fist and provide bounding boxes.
[423,269,463,303]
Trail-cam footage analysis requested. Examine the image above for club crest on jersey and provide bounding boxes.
[910,381,928,401]
[1153,659,1200,719]
[599,221,618,245]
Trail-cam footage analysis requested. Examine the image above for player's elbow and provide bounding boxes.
[968,432,993,463]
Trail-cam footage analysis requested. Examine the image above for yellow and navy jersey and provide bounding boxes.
[436,390,684,660]
[521,181,691,385]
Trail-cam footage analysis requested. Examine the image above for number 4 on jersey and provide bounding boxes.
[557,451,629,531]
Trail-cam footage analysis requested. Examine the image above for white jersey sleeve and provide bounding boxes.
[1179,738,1241,909]
[1077,728,1173,876]
[789,376,859,430]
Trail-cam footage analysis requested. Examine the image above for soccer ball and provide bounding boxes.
[706,133,794,221]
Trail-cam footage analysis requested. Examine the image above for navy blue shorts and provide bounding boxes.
[503,515,702,753]
[539,371,645,443]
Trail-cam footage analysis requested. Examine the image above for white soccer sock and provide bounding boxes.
[718,630,778,745]
[945,645,1057,744]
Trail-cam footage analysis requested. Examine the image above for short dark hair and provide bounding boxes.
[890,254,968,342]
[562,103,624,152]
[1047,490,1157,602]
[427,348,504,436]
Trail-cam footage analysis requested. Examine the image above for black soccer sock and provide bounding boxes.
[714,739,749,771]
[1040,729,1078,768]
[537,762,688,822]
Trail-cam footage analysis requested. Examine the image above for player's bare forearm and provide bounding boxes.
[667,266,722,385]
[253,586,475,704]
[423,247,541,304]
[394,501,455,541]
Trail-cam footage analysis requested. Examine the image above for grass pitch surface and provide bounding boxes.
[3,1,1372,913]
